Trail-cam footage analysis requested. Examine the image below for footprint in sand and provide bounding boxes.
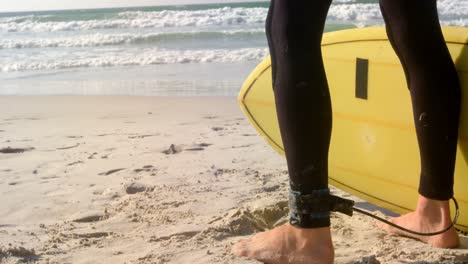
[125,182,149,194]
[72,211,107,223]
[185,143,213,151]
[178,122,196,126]
[98,168,126,176]
[355,255,380,264]
[56,144,80,150]
[88,152,98,159]
[162,143,213,154]
[128,134,160,139]
[0,247,38,262]
[67,161,84,166]
[225,144,254,149]
[40,175,59,180]
[0,147,34,154]
[210,165,237,177]
[203,115,219,119]
[134,165,157,173]
[262,184,281,192]
[149,231,200,243]
[161,144,183,154]
[66,135,83,139]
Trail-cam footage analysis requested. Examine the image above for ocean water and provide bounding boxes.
[0,0,467,96]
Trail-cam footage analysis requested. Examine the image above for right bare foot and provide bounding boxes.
[231,223,334,264]
[377,195,460,248]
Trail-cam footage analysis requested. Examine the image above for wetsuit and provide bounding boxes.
[266,0,461,228]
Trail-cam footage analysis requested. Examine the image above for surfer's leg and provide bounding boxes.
[232,0,336,262]
[378,0,460,248]
[268,0,333,225]
[267,0,337,228]
[265,0,334,229]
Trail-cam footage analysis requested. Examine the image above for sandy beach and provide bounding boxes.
[1,95,467,264]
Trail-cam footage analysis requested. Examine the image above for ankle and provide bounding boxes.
[289,225,334,259]
[289,224,333,242]
[415,195,451,222]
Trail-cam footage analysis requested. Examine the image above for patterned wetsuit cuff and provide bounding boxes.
[289,211,331,228]
[288,189,331,228]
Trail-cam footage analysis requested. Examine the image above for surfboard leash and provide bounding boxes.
[288,190,459,236]
[352,197,460,236]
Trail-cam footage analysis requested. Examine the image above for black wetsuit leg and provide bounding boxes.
[265,0,333,228]
[380,0,461,200]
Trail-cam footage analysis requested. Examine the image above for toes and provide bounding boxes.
[374,218,387,230]
[231,239,250,257]
[375,217,397,233]
[375,218,389,230]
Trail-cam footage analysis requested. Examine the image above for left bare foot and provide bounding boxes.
[231,223,334,263]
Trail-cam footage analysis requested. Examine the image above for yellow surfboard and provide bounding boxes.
[238,26,468,232]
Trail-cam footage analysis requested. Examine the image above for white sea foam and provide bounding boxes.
[437,0,468,26]
[0,7,267,32]
[117,7,266,26]
[328,4,383,26]
[0,29,265,49]
[0,47,268,72]
[328,1,468,27]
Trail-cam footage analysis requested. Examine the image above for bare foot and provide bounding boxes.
[377,195,459,248]
[231,223,334,263]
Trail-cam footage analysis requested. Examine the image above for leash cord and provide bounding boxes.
[351,197,459,236]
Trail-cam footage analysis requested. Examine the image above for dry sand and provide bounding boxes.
[0,96,467,264]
